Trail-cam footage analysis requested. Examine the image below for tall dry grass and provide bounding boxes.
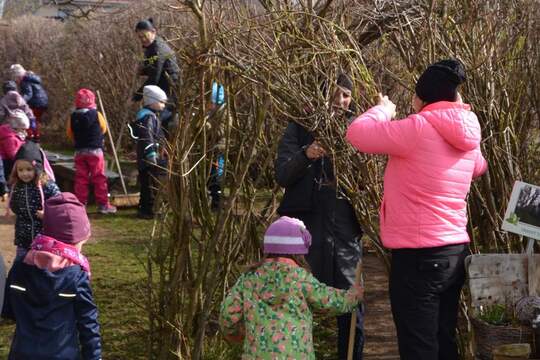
[0,0,179,149]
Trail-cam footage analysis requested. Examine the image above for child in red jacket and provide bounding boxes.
[67,89,116,214]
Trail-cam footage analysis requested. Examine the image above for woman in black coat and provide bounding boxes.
[133,18,180,101]
[275,74,364,360]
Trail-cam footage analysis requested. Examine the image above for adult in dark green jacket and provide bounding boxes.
[133,18,180,138]
[274,74,364,360]
[133,18,180,102]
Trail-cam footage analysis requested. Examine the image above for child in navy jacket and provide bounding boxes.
[9,64,48,142]
[2,192,102,360]
[128,85,166,219]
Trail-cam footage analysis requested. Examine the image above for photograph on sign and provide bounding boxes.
[502,181,540,240]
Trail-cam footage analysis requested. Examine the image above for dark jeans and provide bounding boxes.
[138,165,160,215]
[302,187,364,359]
[389,243,469,360]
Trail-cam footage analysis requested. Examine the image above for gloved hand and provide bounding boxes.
[145,152,158,166]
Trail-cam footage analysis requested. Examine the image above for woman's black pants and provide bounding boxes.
[389,243,469,360]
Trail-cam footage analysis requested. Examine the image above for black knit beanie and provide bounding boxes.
[415,59,466,104]
[15,141,43,174]
[336,73,353,92]
[3,80,17,94]
[319,73,353,98]
[135,18,155,32]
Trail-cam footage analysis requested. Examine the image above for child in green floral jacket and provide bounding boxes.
[219,216,363,359]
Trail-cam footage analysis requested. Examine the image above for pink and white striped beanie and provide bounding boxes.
[263,216,312,255]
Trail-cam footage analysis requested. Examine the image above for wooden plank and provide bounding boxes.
[110,193,140,208]
[44,150,74,164]
[467,254,540,307]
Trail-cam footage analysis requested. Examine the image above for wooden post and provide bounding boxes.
[347,259,363,360]
[96,90,128,196]
[525,237,535,254]
[526,237,540,297]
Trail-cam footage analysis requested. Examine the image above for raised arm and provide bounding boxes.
[275,122,314,187]
[346,95,422,157]
[473,149,488,178]
[347,105,423,156]
[301,270,362,315]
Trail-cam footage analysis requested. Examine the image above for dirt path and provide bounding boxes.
[362,253,400,359]
[0,201,16,269]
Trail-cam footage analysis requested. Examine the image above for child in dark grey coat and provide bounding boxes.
[8,142,59,258]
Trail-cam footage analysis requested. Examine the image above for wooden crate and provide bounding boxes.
[466,254,540,360]
[466,254,540,306]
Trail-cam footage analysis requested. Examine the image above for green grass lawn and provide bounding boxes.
[0,208,151,360]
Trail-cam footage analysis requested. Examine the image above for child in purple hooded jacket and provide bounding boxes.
[2,192,102,360]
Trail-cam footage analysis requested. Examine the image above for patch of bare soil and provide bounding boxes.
[363,253,400,359]
[0,201,16,269]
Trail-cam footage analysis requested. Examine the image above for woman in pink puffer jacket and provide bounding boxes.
[346,59,487,360]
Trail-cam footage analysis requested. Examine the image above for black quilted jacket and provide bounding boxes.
[9,180,60,248]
